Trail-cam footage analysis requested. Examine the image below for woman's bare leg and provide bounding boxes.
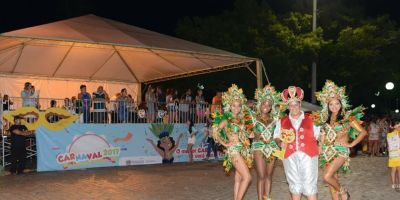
[396,167,400,189]
[187,144,193,163]
[391,167,396,187]
[323,157,348,200]
[368,140,374,156]
[232,155,252,200]
[327,174,340,200]
[375,142,381,156]
[265,158,275,198]
[234,170,240,200]
[254,151,267,200]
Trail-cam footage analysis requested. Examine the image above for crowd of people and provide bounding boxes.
[148,85,212,123]
[211,81,400,200]
[0,83,218,124]
[364,116,391,157]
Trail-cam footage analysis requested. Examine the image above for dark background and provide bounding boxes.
[1,0,400,115]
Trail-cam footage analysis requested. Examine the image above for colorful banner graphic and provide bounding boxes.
[36,123,222,172]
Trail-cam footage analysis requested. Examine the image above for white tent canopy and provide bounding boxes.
[0,14,255,100]
[0,14,255,83]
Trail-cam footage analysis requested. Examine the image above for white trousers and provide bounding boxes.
[283,151,318,196]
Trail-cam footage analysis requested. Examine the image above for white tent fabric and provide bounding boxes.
[0,75,138,103]
[0,14,255,84]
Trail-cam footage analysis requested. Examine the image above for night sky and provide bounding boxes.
[0,0,234,35]
[2,0,400,36]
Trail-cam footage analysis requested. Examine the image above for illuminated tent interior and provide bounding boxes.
[0,14,256,103]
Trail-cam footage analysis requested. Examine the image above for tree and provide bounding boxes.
[176,0,326,93]
[175,0,400,114]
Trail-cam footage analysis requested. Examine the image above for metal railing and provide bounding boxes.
[1,97,213,124]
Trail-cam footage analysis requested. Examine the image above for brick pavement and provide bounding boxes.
[0,157,398,200]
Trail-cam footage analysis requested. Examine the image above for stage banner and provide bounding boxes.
[36,123,221,172]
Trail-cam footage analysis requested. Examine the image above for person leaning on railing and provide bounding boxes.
[2,94,13,111]
[71,96,80,114]
[92,86,110,123]
[166,88,177,123]
[47,100,60,123]
[117,88,130,123]
[63,98,75,114]
[78,85,91,123]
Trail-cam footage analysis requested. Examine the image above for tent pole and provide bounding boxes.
[260,60,270,85]
[137,83,142,104]
[256,59,263,89]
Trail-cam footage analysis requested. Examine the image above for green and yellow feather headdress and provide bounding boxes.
[315,80,350,122]
[254,85,281,119]
[222,84,247,112]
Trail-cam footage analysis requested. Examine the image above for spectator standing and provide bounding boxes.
[78,85,91,123]
[203,110,218,161]
[156,86,165,106]
[145,85,156,123]
[186,119,197,163]
[117,88,129,123]
[31,85,40,109]
[379,117,390,156]
[2,94,13,111]
[211,92,222,113]
[369,118,381,156]
[166,88,176,123]
[9,116,31,175]
[195,88,206,123]
[173,89,180,122]
[180,89,192,122]
[63,98,75,114]
[387,120,400,191]
[21,82,35,107]
[48,100,59,123]
[92,86,109,123]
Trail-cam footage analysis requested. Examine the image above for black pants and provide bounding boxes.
[10,144,26,174]
[206,138,218,158]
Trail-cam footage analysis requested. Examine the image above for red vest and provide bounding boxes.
[281,114,318,158]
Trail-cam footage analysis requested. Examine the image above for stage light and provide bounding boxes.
[385,82,394,90]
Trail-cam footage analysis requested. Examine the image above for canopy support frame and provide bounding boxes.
[89,50,116,80]
[11,44,26,73]
[113,46,140,83]
[52,42,75,76]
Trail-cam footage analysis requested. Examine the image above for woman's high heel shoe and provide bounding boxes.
[263,195,272,200]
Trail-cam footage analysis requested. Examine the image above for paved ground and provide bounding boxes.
[0,156,398,200]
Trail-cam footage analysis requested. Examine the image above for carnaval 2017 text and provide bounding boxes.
[57,147,120,164]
